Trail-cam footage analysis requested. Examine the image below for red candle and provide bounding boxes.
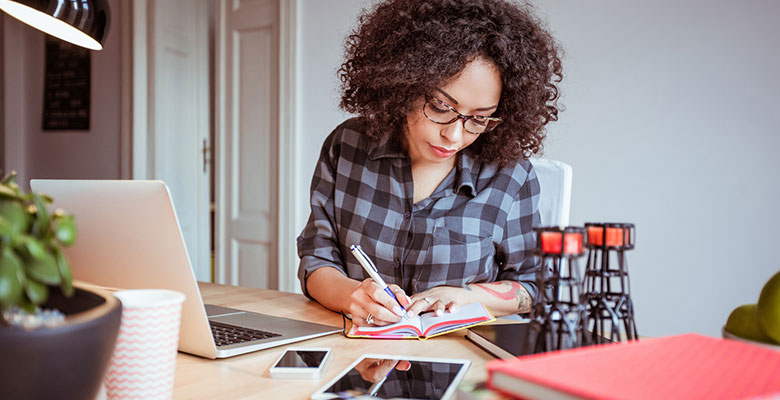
[564,233,583,254]
[588,226,628,246]
[587,226,603,246]
[541,231,560,253]
[541,231,582,254]
[605,227,624,246]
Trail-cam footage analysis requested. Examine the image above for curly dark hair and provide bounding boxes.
[338,0,563,165]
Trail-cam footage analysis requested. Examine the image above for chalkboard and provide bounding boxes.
[42,37,91,130]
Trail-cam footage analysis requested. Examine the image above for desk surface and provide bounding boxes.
[174,282,494,399]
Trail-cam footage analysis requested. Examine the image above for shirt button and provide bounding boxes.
[403,211,411,219]
[394,259,401,267]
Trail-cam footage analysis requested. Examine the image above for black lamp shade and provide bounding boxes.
[0,0,110,50]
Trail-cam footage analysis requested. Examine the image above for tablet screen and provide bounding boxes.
[312,355,470,400]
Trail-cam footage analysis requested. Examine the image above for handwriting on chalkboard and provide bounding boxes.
[42,37,91,131]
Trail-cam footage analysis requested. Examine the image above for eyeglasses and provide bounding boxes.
[422,97,503,134]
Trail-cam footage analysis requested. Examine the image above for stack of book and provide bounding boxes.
[478,332,780,399]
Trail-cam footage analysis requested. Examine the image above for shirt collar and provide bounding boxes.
[367,133,406,160]
[456,150,477,197]
[368,132,478,197]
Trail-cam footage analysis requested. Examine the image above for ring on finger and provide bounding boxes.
[366,313,375,325]
[423,297,433,305]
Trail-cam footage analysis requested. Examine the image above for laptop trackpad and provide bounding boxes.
[205,304,245,318]
[205,304,332,335]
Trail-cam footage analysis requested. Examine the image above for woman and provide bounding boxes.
[297,0,562,327]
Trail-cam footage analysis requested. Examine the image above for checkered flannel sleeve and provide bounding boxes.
[495,166,541,301]
[296,132,346,298]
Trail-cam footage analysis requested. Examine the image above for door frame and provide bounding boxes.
[127,0,149,180]
[119,0,132,179]
[277,0,299,293]
[126,0,300,292]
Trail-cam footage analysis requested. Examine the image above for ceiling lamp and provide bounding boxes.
[0,0,110,50]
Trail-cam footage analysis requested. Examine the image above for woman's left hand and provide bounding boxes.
[406,286,469,317]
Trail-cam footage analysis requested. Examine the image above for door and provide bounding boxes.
[215,0,280,289]
[132,0,211,282]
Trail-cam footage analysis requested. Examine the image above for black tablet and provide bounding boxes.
[465,322,532,359]
[310,354,471,400]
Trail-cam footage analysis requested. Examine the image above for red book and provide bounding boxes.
[486,334,780,400]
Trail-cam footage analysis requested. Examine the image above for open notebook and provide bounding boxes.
[348,303,495,340]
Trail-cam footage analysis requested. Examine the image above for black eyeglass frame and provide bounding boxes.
[422,97,503,135]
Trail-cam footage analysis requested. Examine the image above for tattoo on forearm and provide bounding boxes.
[515,284,531,313]
[474,282,515,300]
[474,281,532,313]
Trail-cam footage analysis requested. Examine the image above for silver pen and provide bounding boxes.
[349,244,406,311]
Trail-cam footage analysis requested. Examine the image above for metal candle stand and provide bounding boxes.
[583,222,639,343]
[524,226,589,354]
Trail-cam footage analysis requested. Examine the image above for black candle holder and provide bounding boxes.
[582,222,638,343]
[524,226,589,354]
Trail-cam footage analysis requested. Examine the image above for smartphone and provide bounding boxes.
[269,347,333,379]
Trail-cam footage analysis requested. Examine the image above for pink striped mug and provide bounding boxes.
[104,289,186,400]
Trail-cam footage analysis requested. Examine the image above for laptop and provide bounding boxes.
[30,179,341,359]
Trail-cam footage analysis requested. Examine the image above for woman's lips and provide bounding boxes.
[430,144,457,158]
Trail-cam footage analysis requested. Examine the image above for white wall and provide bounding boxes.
[2,0,123,188]
[535,1,780,338]
[296,0,362,232]
[297,0,780,337]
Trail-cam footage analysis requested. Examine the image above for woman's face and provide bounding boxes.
[404,57,502,166]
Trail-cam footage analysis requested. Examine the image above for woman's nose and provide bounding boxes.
[441,118,465,143]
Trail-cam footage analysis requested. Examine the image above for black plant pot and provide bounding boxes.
[0,283,122,400]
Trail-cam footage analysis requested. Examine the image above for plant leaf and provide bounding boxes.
[26,255,61,285]
[24,278,48,305]
[0,201,30,234]
[0,216,15,236]
[23,237,47,258]
[32,193,50,236]
[0,184,21,200]
[54,214,77,246]
[0,248,25,307]
[23,239,61,285]
[1,171,18,185]
[54,247,73,297]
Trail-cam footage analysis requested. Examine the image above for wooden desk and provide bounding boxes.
[173,282,494,399]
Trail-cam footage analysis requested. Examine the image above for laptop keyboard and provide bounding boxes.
[210,321,282,347]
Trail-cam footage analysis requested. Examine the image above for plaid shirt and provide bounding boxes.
[297,118,541,300]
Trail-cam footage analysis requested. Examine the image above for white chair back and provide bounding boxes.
[530,158,573,227]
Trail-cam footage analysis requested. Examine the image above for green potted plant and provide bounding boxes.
[0,172,122,400]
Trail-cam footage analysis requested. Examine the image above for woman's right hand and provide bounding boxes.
[354,358,412,382]
[348,279,411,326]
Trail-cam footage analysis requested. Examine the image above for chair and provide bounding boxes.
[500,158,572,322]
[530,158,573,227]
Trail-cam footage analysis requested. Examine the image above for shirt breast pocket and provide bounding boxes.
[420,227,495,288]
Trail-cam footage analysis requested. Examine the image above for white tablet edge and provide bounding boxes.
[310,353,471,400]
